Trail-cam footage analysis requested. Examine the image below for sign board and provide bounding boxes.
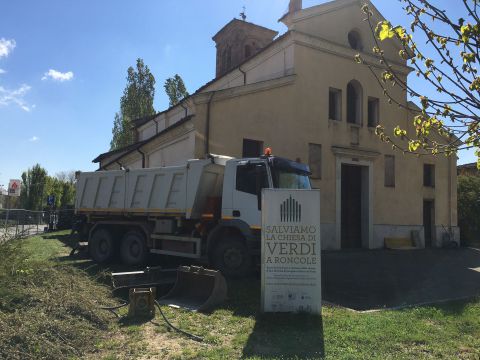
[47,194,56,206]
[261,189,321,314]
[8,179,22,197]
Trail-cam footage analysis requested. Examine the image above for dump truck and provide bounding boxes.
[75,153,311,277]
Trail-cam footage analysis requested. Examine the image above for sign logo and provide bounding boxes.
[8,179,22,197]
[280,195,301,222]
[47,195,56,206]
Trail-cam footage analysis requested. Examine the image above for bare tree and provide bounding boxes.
[55,171,76,184]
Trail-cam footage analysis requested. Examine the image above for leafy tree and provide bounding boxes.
[56,171,76,208]
[20,164,47,211]
[110,112,129,150]
[458,175,480,245]
[164,74,189,107]
[357,1,480,168]
[45,176,62,208]
[111,58,156,150]
[19,167,76,210]
[44,172,76,209]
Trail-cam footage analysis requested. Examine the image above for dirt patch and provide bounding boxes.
[138,322,208,360]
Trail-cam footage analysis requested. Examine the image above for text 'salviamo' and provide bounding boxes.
[261,190,322,314]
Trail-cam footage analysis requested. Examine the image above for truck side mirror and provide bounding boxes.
[255,165,263,211]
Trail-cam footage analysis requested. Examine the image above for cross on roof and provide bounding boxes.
[240,6,246,21]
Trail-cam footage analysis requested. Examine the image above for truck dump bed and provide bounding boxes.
[76,156,229,219]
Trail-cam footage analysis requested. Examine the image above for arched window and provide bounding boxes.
[245,44,252,59]
[348,30,363,51]
[347,80,363,124]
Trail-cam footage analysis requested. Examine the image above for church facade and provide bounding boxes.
[93,0,459,250]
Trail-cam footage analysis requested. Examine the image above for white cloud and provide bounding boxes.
[0,69,5,74]
[28,136,39,142]
[0,84,32,112]
[0,38,16,58]
[42,69,74,82]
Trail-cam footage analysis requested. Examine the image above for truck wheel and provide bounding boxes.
[213,235,252,278]
[90,228,114,264]
[120,231,148,266]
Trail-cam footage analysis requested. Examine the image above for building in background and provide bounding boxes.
[92,0,459,250]
[457,163,479,177]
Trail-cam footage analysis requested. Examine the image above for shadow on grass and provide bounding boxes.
[41,232,76,247]
[221,278,324,358]
[423,296,480,316]
[118,314,154,327]
[242,313,324,359]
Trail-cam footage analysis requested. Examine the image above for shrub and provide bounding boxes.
[458,175,480,245]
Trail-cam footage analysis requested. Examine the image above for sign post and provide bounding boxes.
[261,189,321,314]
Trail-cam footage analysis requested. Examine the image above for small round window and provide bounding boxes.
[348,31,363,51]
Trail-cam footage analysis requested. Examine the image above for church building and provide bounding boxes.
[92,0,460,250]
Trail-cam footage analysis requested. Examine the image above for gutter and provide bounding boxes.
[205,92,216,156]
[137,149,146,168]
[239,66,247,85]
[180,103,188,118]
[448,155,452,229]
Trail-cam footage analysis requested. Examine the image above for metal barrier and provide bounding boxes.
[0,209,75,243]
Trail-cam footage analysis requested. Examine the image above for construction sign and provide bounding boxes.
[8,179,22,197]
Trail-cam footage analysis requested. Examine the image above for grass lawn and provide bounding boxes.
[0,232,479,359]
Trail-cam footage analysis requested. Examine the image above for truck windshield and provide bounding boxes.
[272,170,311,189]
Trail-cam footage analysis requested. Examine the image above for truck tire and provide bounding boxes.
[212,235,252,278]
[120,231,148,266]
[90,228,115,264]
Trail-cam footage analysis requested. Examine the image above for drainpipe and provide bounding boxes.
[154,118,159,134]
[448,155,452,230]
[205,92,216,156]
[116,161,124,170]
[137,149,146,168]
[239,66,247,85]
[180,103,188,118]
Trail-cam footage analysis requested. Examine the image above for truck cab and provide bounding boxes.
[207,155,311,276]
[223,156,311,228]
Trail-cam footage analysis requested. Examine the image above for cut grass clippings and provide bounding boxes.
[0,232,479,359]
[0,232,118,360]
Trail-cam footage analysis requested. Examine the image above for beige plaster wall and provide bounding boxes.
[191,38,457,248]
[292,0,404,66]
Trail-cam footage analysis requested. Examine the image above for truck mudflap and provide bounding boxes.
[157,266,227,312]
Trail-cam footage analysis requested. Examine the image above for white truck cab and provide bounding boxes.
[223,156,311,228]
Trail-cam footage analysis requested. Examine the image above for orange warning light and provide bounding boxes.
[264,147,272,156]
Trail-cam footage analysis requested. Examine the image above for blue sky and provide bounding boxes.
[0,0,475,189]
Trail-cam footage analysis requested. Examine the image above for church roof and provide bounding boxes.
[95,115,195,167]
[212,18,278,42]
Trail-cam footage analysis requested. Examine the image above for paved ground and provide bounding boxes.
[322,247,480,310]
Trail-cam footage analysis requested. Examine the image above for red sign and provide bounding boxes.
[8,179,21,197]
